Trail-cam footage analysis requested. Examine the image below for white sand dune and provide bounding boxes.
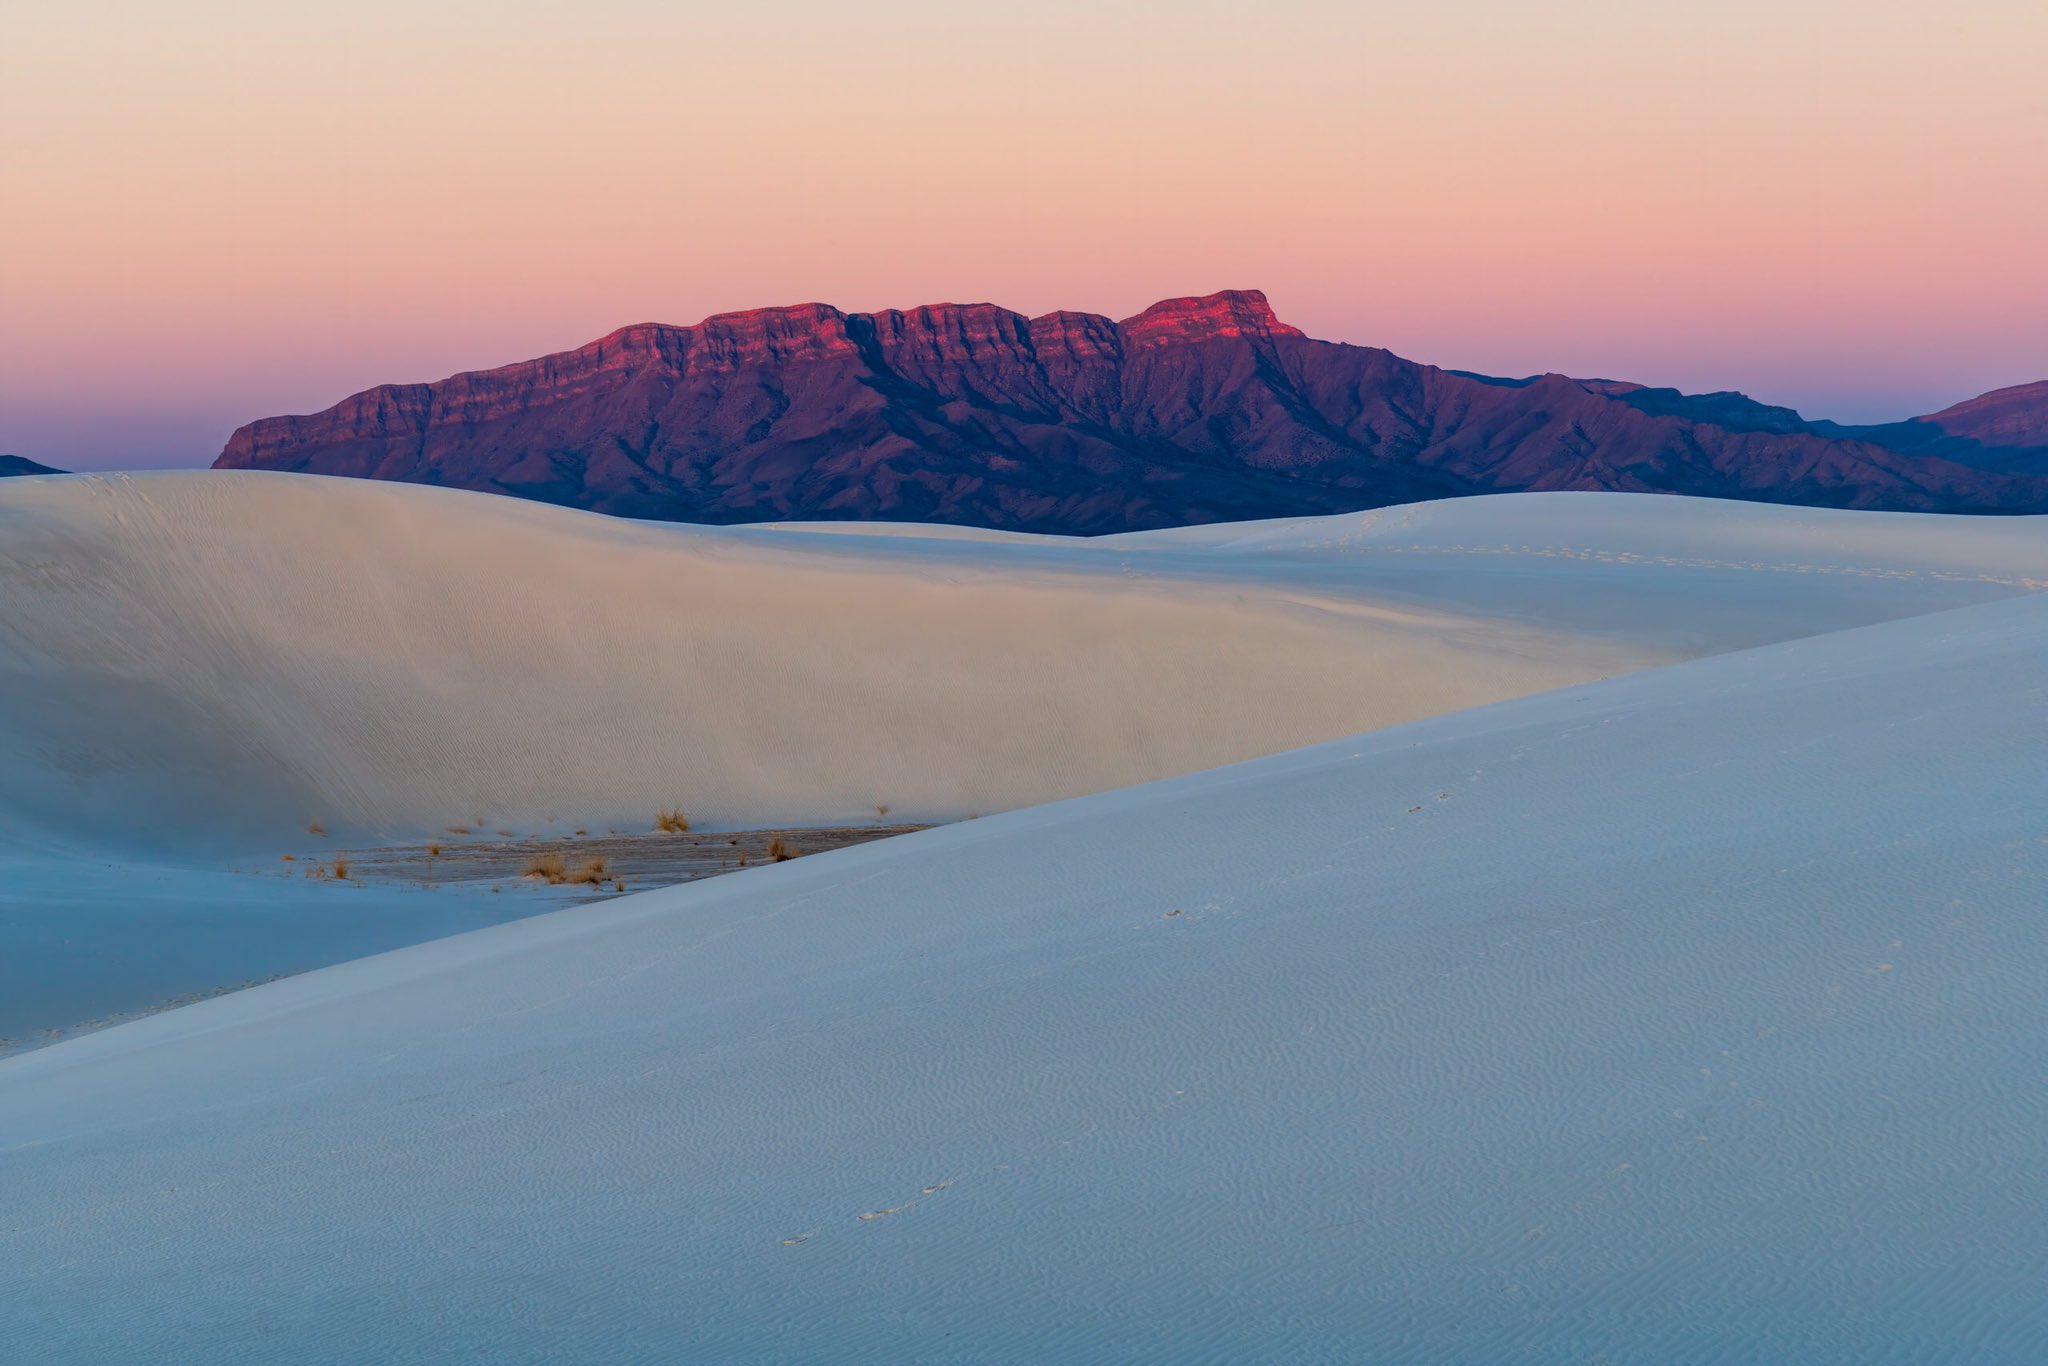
[6,472,2044,1045]
[3,472,2041,856]
[0,473,1649,855]
[3,590,2043,1362]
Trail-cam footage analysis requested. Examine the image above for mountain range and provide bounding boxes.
[214,291,2048,532]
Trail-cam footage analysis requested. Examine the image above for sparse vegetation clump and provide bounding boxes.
[307,820,327,837]
[767,838,796,863]
[521,852,567,882]
[655,807,691,834]
[521,852,611,886]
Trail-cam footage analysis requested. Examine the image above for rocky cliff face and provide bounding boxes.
[215,290,2048,531]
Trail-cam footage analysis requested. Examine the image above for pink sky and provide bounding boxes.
[4,0,2045,469]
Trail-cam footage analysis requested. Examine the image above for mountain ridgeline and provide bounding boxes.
[215,291,2048,531]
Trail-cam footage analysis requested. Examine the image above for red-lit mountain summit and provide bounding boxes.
[216,290,2048,531]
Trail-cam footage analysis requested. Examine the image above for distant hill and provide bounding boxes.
[0,456,63,478]
[215,290,2048,531]
[1821,380,2048,474]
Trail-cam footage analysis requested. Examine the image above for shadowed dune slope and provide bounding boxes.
[2,592,2043,1362]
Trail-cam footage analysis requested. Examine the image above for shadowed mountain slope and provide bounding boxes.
[1828,380,2048,474]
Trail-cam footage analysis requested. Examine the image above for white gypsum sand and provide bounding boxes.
[0,472,1659,854]
[2,471,2043,1045]
[1,591,2043,1362]
[3,472,2041,855]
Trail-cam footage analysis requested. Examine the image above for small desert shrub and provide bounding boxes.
[767,838,795,863]
[331,854,350,881]
[307,820,327,837]
[522,852,568,883]
[565,856,610,886]
[426,842,442,859]
[875,803,891,820]
[656,807,691,834]
[522,852,609,886]
[612,878,625,893]
[280,853,296,862]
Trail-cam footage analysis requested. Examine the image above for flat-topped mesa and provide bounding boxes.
[1117,289,1305,349]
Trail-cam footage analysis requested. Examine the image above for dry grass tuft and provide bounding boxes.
[876,803,891,820]
[521,852,611,886]
[426,842,442,859]
[767,838,796,863]
[307,820,327,837]
[655,807,691,834]
[332,854,351,881]
[280,853,296,862]
[522,852,568,882]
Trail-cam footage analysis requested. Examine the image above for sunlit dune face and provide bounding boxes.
[3,0,2044,466]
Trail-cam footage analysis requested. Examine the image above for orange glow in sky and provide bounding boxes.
[3,0,2045,467]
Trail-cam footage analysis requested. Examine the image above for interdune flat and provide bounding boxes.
[4,592,2043,1362]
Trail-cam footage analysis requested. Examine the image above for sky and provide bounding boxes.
[4,0,2045,470]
